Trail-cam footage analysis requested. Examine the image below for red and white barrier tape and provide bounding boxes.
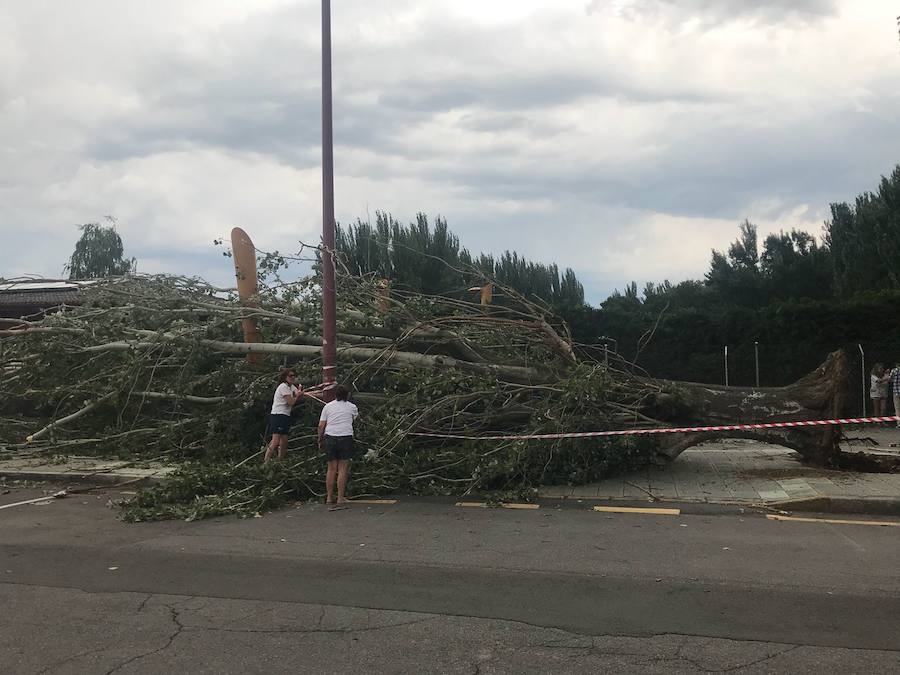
[409,416,900,441]
[300,382,337,404]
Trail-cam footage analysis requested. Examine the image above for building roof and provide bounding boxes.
[0,289,82,306]
[0,281,82,314]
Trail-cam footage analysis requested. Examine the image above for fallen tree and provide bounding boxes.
[648,349,850,464]
[0,267,865,521]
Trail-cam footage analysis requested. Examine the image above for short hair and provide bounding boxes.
[278,368,296,383]
[333,384,349,401]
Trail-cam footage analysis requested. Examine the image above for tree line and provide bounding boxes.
[334,211,584,309]
[575,165,900,387]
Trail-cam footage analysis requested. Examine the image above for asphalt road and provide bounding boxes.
[1,485,899,674]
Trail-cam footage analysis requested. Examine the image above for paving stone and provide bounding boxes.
[622,481,652,498]
[775,479,819,498]
[646,478,679,498]
[669,481,711,501]
[539,486,572,498]
[757,489,791,501]
[592,480,624,498]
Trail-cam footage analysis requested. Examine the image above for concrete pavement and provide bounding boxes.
[2,430,899,513]
[0,455,174,485]
[539,433,900,512]
[1,485,899,674]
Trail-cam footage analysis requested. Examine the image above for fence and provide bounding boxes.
[588,340,900,417]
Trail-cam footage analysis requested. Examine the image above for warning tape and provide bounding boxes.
[301,382,339,404]
[409,416,900,441]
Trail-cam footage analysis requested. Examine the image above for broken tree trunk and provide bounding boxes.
[231,227,265,366]
[644,350,850,465]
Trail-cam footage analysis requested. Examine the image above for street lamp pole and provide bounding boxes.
[724,345,729,387]
[858,343,866,416]
[599,336,617,367]
[754,341,759,388]
[321,0,337,398]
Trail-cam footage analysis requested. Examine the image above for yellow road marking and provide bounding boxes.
[454,502,540,509]
[767,514,900,527]
[593,506,681,516]
[349,499,398,505]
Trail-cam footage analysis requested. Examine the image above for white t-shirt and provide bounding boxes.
[271,383,300,415]
[870,374,889,399]
[319,400,359,437]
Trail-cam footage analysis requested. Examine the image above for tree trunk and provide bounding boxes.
[644,350,850,465]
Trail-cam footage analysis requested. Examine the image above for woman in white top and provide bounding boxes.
[264,369,303,463]
[870,363,890,418]
[317,384,359,506]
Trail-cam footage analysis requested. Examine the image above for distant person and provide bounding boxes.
[892,364,900,428]
[318,385,359,507]
[869,363,890,419]
[264,369,304,463]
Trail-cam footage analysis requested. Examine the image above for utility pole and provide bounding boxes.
[321,0,337,398]
[754,341,760,388]
[858,344,866,415]
[724,345,729,387]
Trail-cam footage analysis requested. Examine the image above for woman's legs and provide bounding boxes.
[264,433,283,463]
[326,459,338,504]
[278,434,289,459]
[874,398,885,417]
[336,459,351,503]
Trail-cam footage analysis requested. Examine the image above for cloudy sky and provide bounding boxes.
[1,0,898,303]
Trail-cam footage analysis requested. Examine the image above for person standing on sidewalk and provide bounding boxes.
[264,369,304,463]
[318,385,359,506]
[870,364,890,419]
[891,364,900,428]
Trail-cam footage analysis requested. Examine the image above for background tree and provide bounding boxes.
[704,220,764,306]
[334,211,584,308]
[826,166,900,296]
[759,229,832,301]
[65,220,135,279]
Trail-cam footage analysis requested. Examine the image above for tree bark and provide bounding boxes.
[644,350,850,464]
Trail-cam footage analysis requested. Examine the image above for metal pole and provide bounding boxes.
[724,345,729,387]
[858,344,866,416]
[321,0,337,399]
[754,341,759,388]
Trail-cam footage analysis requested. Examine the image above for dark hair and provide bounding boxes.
[278,368,296,384]
[333,384,349,401]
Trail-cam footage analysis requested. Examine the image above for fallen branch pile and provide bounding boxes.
[0,268,857,521]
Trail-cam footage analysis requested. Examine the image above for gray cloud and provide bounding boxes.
[588,0,838,25]
[0,0,895,304]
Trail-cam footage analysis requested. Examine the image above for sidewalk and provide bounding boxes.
[540,429,900,513]
[0,455,175,486]
[2,431,899,513]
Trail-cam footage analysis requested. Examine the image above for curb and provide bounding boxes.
[0,469,168,487]
[768,496,900,517]
[4,470,899,516]
[538,494,900,517]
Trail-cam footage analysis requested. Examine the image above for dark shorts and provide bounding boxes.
[269,414,292,435]
[324,435,356,461]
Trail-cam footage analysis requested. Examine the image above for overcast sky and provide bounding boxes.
[1,0,898,304]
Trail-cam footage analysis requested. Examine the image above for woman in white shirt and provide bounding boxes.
[870,363,890,418]
[317,384,359,506]
[264,369,303,463]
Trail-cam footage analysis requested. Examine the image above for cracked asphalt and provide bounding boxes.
[1,486,899,674]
